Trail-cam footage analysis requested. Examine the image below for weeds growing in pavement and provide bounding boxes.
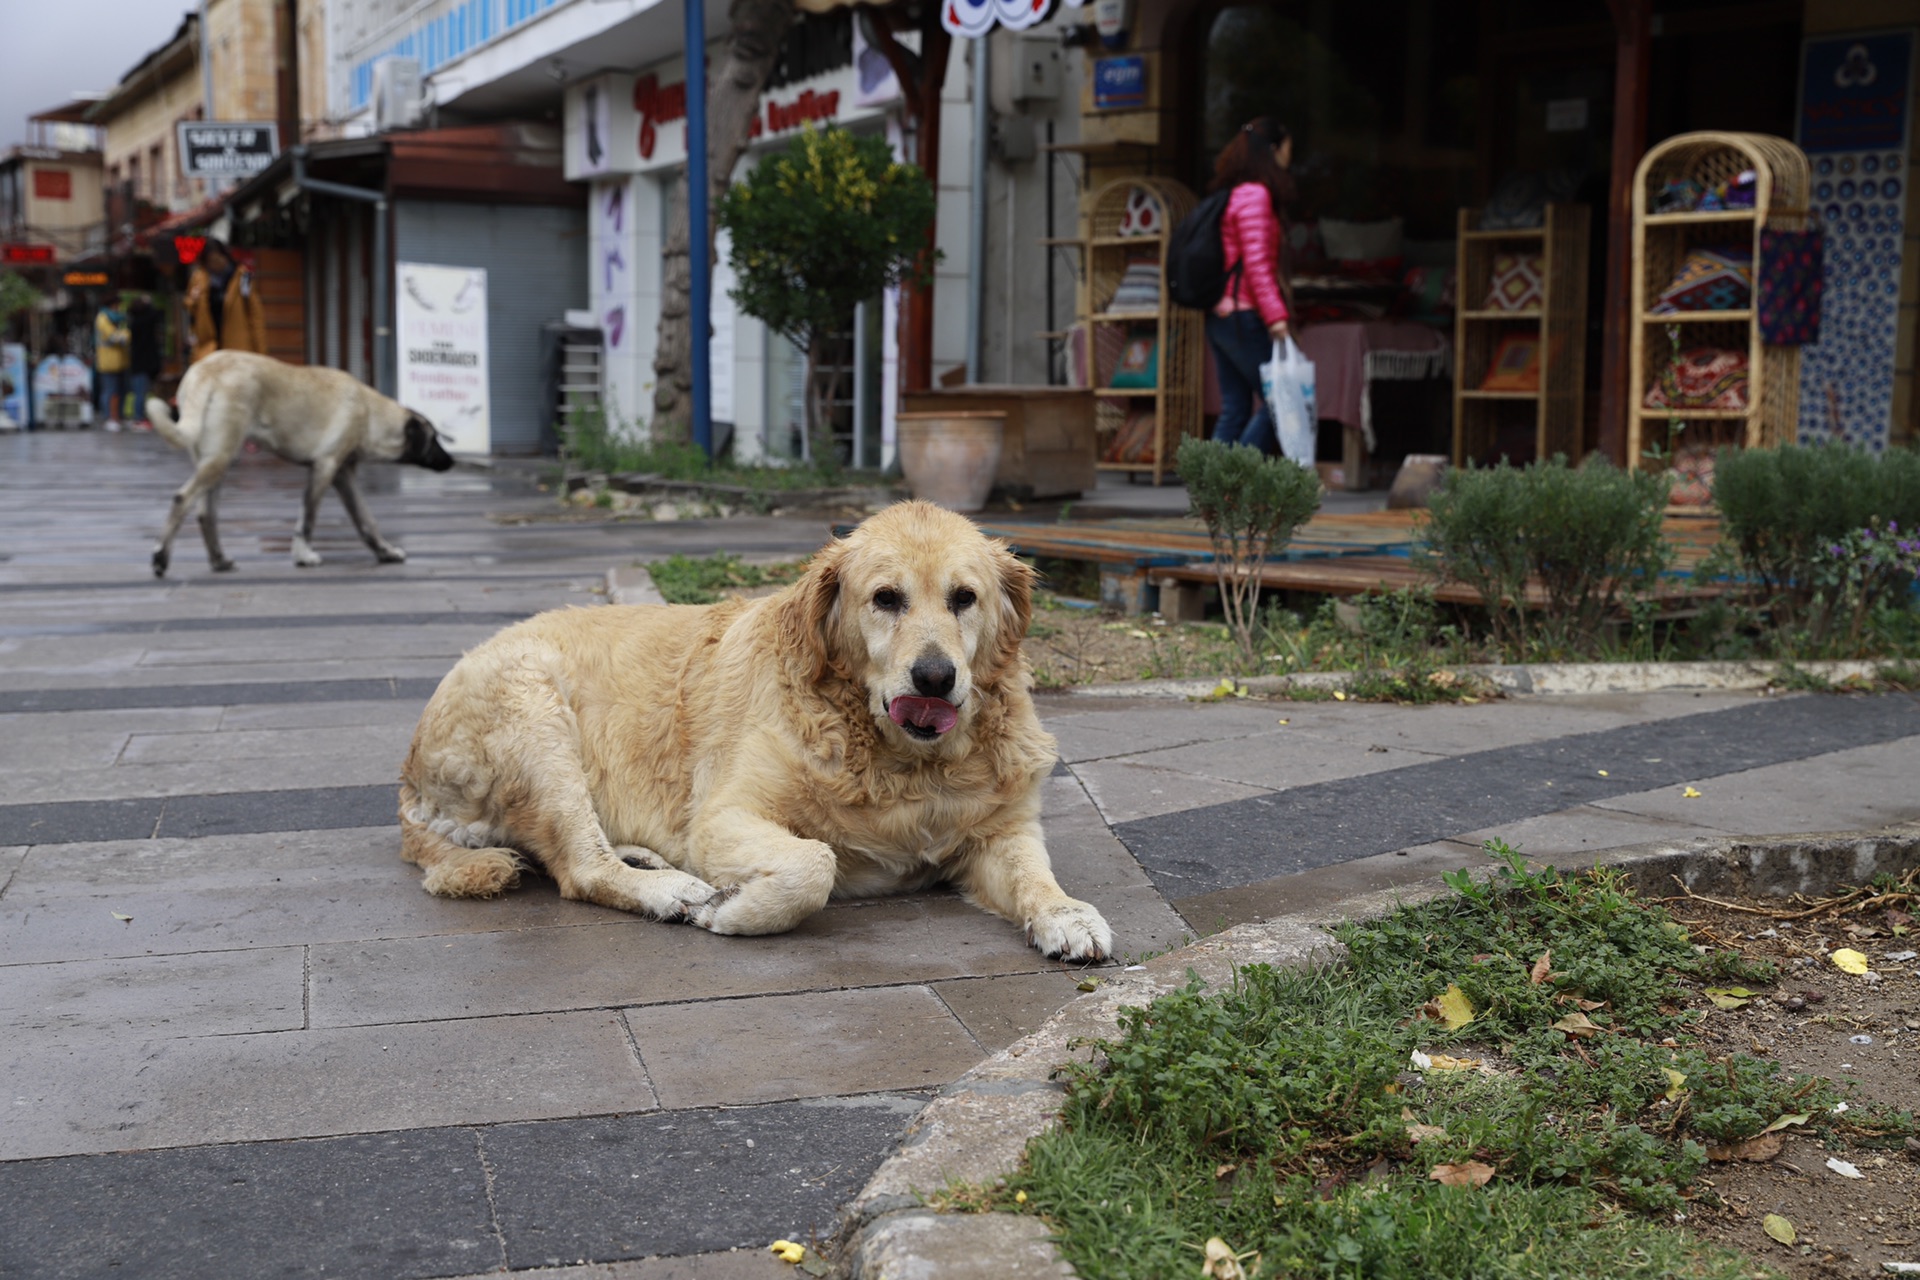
[642,553,806,605]
[986,840,1910,1280]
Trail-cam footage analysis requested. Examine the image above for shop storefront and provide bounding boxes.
[1039,0,1912,482]
[562,19,908,465]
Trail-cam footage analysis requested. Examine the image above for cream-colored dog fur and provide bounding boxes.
[398,501,1111,961]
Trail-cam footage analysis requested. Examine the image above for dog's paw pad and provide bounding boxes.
[1028,901,1113,964]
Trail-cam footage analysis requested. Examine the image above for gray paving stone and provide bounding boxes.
[1105,730,1441,793]
[1116,692,1920,899]
[441,1253,792,1280]
[0,1128,500,1280]
[1071,757,1277,824]
[0,844,26,896]
[8,824,409,896]
[117,721,412,766]
[0,782,395,848]
[1594,735,1920,832]
[1272,690,1761,757]
[2,1011,653,1160]
[0,946,305,1041]
[626,986,983,1108]
[932,972,1088,1052]
[481,1095,925,1268]
[308,896,1056,1028]
[1038,699,1349,763]
[0,839,615,965]
[217,698,431,730]
[1451,804,1733,858]
[4,751,403,804]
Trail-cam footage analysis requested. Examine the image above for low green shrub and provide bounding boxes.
[1712,445,1920,649]
[1177,438,1322,667]
[1422,457,1671,658]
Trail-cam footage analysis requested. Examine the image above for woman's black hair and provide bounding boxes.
[1208,117,1294,212]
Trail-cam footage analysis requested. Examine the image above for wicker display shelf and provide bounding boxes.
[1452,203,1591,466]
[1076,175,1202,485]
[1627,131,1811,478]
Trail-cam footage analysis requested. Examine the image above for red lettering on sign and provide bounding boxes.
[1,243,56,264]
[32,169,72,201]
[763,89,842,135]
[633,73,688,161]
[173,235,207,265]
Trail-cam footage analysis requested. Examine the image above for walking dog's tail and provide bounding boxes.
[145,396,197,452]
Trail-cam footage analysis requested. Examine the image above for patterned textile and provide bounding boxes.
[1110,329,1159,388]
[1117,187,1164,237]
[1643,346,1750,411]
[1103,404,1157,463]
[1480,334,1541,392]
[1649,245,1753,314]
[1400,265,1457,323]
[1668,445,1716,506]
[1107,256,1161,313]
[1485,252,1544,311]
[1758,229,1825,345]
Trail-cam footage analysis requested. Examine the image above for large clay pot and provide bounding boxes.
[895,411,1005,513]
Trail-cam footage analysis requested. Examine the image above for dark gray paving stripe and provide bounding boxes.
[0,610,531,638]
[0,1096,922,1280]
[1116,692,1920,899]
[2,784,396,845]
[0,677,445,714]
[0,1127,498,1280]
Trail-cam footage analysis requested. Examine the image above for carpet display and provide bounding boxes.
[1642,346,1750,411]
[1649,245,1753,314]
[1485,252,1544,311]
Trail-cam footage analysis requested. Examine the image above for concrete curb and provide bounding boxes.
[835,823,1920,1279]
[1061,658,1912,702]
[605,566,666,607]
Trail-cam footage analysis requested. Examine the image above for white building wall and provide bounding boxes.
[588,172,661,438]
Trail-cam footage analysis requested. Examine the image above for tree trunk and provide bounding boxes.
[651,0,797,443]
[863,6,950,394]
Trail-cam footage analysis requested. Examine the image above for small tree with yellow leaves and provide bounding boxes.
[717,125,935,461]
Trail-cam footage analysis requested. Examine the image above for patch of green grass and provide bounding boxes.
[996,840,1902,1280]
[643,553,806,605]
[560,405,884,495]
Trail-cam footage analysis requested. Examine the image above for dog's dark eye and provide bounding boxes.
[949,587,977,612]
[873,588,903,613]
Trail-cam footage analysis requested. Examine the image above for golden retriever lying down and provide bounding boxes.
[398,501,1111,961]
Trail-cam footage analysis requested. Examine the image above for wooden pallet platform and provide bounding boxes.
[1154,557,1726,609]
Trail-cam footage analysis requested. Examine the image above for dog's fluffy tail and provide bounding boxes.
[146,396,197,452]
[398,783,523,898]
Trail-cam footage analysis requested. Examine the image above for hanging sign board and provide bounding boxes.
[395,262,491,455]
[176,122,280,180]
[1795,30,1915,452]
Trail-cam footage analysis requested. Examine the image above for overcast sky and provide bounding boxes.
[1,2,195,151]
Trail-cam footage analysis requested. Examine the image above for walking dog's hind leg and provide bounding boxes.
[197,480,236,572]
[291,458,340,568]
[333,461,406,563]
[154,455,230,578]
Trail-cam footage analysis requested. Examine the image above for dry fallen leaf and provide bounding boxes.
[1760,1112,1811,1134]
[770,1240,806,1265]
[1830,948,1871,976]
[1406,1121,1449,1144]
[1529,950,1554,986]
[1426,1053,1481,1071]
[1763,1213,1796,1245]
[1661,1068,1687,1101]
[110,912,133,923]
[1434,983,1476,1029]
[1428,1161,1495,1187]
[1552,1011,1600,1039]
[1706,1131,1784,1163]
[1705,986,1755,1010]
[1200,1236,1257,1280]
[1682,786,1702,799]
[1333,690,1348,701]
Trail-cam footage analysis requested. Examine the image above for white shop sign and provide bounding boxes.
[396,262,490,455]
[564,52,893,181]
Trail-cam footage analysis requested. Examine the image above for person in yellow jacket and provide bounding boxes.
[93,301,131,430]
[184,240,268,364]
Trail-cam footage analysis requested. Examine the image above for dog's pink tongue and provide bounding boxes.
[889,696,958,734]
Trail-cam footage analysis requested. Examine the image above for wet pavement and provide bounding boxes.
[3,429,1918,1279]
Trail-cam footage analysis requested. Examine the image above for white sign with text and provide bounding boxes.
[396,262,490,454]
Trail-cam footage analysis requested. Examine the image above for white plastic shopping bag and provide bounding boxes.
[1262,337,1317,464]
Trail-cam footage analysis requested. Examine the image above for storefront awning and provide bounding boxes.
[796,0,1086,38]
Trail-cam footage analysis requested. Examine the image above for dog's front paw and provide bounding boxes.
[291,536,323,568]
[1028,900,1112,963]
[375,545,407,564]
[638,868,723,923]
[211,557,237,572]
[151,546,170,578]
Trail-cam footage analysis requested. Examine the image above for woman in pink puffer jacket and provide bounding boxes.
[1207,118,1294,454]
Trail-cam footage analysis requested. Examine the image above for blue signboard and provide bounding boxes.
[1801,33,1913,153]
[1092,56,1148,111]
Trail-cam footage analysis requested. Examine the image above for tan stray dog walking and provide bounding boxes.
[398,501,1111,961]
[147,350,455,577]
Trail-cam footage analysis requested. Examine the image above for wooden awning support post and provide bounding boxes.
[1600,0,1652,465]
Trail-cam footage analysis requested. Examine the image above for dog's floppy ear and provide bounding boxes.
[987,540,1035,679]
[779,540,848,683]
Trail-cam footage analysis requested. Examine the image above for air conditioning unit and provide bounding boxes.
[373,58,425,131]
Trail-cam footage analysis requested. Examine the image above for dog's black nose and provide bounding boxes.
[910,655,956,699]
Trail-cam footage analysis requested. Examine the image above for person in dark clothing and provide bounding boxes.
[127,293,162,430]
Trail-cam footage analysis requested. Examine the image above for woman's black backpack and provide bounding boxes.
[1165,188,1241,310]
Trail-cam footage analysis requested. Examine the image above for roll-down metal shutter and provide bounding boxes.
[392,199,587,454]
